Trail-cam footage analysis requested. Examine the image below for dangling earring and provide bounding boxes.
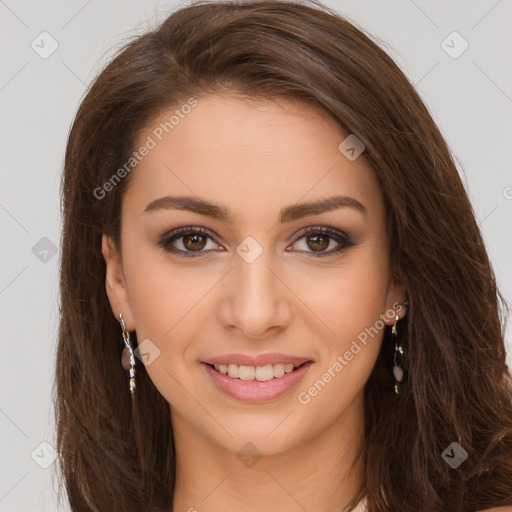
[392,313,404,395]
[119,313,136,398]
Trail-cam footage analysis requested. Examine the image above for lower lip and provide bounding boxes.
[202,361,313,403]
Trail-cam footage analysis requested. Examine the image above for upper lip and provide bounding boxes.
[203,353,312,367]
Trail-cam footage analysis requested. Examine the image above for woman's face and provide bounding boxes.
[103,94,405,455]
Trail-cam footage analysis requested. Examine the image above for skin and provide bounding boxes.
[103,94,408,512]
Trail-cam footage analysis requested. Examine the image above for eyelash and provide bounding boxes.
[157,225,356,259]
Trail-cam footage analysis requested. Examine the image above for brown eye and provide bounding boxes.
[306,234,330,252]
[158,227,221,258]
[182,233,207,251]
[289,226,356,257]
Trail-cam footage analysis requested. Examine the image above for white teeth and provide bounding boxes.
[227,364,238,378]
[255,364,274,381]
[273,363,285,378]
[239,365,255,380]
[211,362,300,380]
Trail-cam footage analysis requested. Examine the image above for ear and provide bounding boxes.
[101,234,136,330]
[384,268,408,325]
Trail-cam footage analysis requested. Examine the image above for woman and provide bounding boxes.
[54,1,512,510]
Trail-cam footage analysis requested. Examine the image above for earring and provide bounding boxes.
[119,313,136,398]
[392,311,405,395]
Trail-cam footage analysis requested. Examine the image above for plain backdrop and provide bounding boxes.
[1,0,511,510]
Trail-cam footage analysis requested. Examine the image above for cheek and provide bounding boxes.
[306,244,390,346]
[121,238,195,365]
[122,222,202,335]
[123,257,201,405]
[126,264,179,339]
[122,241,224,383]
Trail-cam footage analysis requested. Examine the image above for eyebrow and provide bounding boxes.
[143,194,367,223]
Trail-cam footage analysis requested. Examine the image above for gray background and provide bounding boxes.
[1,0,511,510]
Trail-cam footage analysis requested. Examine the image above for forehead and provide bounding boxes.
[123,95,384,225]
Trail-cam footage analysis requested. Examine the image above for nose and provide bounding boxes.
[217,249,292,339]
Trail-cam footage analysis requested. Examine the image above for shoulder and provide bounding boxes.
[355,500,512,512]
[477,508,512,512]
[355,497,512,511]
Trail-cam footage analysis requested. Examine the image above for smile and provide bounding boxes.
[206,362,301,381]
[202,360,314,403]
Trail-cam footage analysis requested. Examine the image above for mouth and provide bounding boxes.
[202,360,314,402]
[204,361,307,381]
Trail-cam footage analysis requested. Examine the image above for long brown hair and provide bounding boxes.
[53,1,512,510]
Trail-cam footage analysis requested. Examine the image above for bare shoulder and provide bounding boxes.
[477,507,512,512]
